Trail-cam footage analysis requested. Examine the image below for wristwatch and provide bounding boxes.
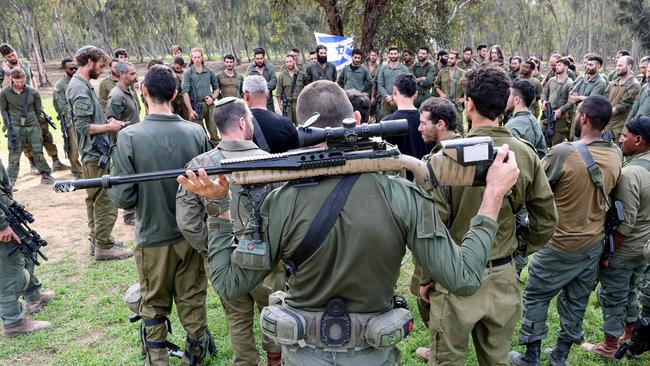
[204,195,231,217]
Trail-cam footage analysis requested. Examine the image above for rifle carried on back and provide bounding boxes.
[0,199,48,266]
[58,113,71,158]
[1,109,17,151]
[542,102,555,143]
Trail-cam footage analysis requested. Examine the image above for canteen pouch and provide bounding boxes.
[260,305,307,347]
[231,238,272,270]
[365,308,414,349]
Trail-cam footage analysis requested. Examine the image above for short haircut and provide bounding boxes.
[253,47,265,56]
[403,50,413,56]
[291,47,299,54]
[224,54,235,62]
[170,45,182,54]
[510,56,522,63]
[315,44,327,53]
[309,50,316,56]
[463,65,511,120]
[420,97,457,131]
[529,56,541,67]
[10,68,25,79]
[143,65,176,103]
[213,98,250,134]
[388,46,399,53]
[587,54,603,66]
[243,75,267,96]
[578,95,612,131]
[147,59,163,69]
[351,48,363,57]
[524,60,536,70]
[618,50,631,57]
[369,48,378,55]
[114,48,128,58]
[620,55,634,67]
[394,73,417,97]
[640,56,650,64]
[511,80,535,107]
[463,46,472,53]
[296,80,353,128]
[109,58,119,67]
[448,50,459,58]
[437,50,448,57]
[550,54,562,60]
[0,43,14,57]
[173,56,185,66]
[61,58,74,69]
[346,90,370,124]
[477,44,488,52]
[419,46,430,53]
[115,61,133,76]
[75,46,111,67]
[558,57,571,66]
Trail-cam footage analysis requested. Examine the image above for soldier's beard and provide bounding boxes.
[89,66,102,79]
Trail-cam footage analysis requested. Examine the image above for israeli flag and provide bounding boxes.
[314,32,354,70]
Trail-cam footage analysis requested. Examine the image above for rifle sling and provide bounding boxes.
[571,141,609,209]
[20,89,29,125]
[284,174,360,275]
[289,72,298,99]
[251,114,270,152]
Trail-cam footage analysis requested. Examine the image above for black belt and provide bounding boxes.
[486,255,513,268]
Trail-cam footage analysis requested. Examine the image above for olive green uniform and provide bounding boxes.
[606,76,641,141]
[304,61,337,84]
[541,76,574,147]
[172,71,189,120]
[505,111,547,158]
[410,60,435,108]
[365,62,380,120]
[208,172,501,365]
[106,84,141,125]
[542,68,577,87]
[0,85,51,182]
[53,76,82,175]
[426,126,557,366]
[246,61,277,111]
[0,159,43,328]
[108,114,213,365]
[66,74,118,250]
[434,67,466,134]
[377,63,410,120]
[627,84,650,121]
[182,65,221,144]
[457,59,478,72]
[566,73,608,138]
[337,64,372,93]
[176,140,284,366]
[276,68,306,125]
[217,71,244,98]
[518,75,543,118]
[637,74,648,87]
[519,140,621,347]
[98,77,117,112]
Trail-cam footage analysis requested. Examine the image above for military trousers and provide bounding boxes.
[426,261,521,366]
[519,241,602,345]
[542,116,571,147]
[0,244,42,328]
[8,125,50,182]
[23,116,58,159]
[598,255,646,337]
[637,265,650,318]
[414,91,431,109]
[82,161,117,249]
[191,100,219,145]
[281,345,397,366]
[283,101,298,126]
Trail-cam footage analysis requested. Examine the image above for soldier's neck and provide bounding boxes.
[224,68,235,76]
[439,129,456,141]
[147,102,173,116]
[512,104,529,114]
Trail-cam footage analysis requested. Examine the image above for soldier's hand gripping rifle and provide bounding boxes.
[57,113,71,158]
[542,102,555,143]
[0,200,48,266]
[2,109,18,151]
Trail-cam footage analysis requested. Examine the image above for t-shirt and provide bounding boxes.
[384,109,434,160]
[251,108,299,154]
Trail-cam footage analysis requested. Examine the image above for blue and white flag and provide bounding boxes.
[314,32,354,70]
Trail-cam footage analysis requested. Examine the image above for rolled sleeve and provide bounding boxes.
[614,169,640,237]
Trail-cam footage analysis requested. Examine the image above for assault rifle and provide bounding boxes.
[0,200,48,266]
[542,102,555,143]
[281,95,289,118]
[41,112,57,130]
[615,317,650,359]
[92,134,111,169]
[58,113,71,158]
[2,109,17,150]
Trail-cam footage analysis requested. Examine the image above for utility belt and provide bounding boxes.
[486,254,513,268]
[261,291,413,350]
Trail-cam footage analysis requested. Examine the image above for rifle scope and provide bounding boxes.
[298,118,408,147]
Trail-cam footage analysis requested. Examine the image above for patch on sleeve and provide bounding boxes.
[416,199,444,238]
[73,99,94,117]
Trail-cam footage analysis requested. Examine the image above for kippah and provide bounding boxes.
[76,45,96,53]
[214,97,238,107]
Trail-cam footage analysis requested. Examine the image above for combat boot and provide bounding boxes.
[2,319,51,337]
[51,157,70,171]
[25,291,55,315]
[95,245,133,261]
[415,347,430,362]
[619,322,635,345]
[28,157,39,175]
[88,238,95,256]
[580,334,618,359]
[123,209,135,226]
[267,352,281,366]
[544,339,572,366]
[508,340,541,366]
[40,172,55,185]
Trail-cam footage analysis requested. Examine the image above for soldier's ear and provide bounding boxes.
[171,89,177,102]
[353,111,361,125]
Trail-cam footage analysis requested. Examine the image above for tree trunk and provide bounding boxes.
[359,0,388,55]
[15,5,49,87]
[316,0,344,36]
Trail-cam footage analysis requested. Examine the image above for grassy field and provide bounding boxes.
[0,97,648,365]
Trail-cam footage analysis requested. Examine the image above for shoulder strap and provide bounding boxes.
[285,174,361,275]
[290,72,298,97]
[627,158,650,173]
[571,141,604,187]
[251,114,270,152]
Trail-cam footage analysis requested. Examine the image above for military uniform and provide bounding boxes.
[457,59,478,72]
[518,75,543,118]
[277,68,306,125]
[337,64,372,93]
[106,84,141,125]
[637,74,648,88]
[246,61,277,111]
[66,74,119,251]
[410,60,435,108]
[542,68,577,88]
[606,77,641,141]
[305,61,337,84]
[181,65,221,144]
[172,71,189,120]
[426,126,557,366]
[365,62,380,120]
[108,113,213,365]
[98,77,117,112]
[0,84,51,182]
[627,83,650,121]
[377,63,409,120]
[541,76,574,147]
[217,70,244,98]
[434,67,466,134]
[505,111,547,158]
[176,140,284,366]
[53,76,82,176]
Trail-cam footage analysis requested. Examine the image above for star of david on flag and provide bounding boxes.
[314,32,354,70]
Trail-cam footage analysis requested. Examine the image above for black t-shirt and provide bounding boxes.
[251,108,299,153]
[384,109,434,160]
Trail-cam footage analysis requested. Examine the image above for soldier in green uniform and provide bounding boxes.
[277,54,306,125]
[171,57,189,120]
[217,54,244,99]
[505,80,547,158]
[628,65,650,121]
[98,59,119,112]
[518,61,543,118]
[176,97,283,366]
[410,46,435,108]
[475,44,488,65]
[606,56,641,142]
[541,57,574,146]
[567,55,608,139]
[53,59,83,180]
[542,54,577,88]
[337,48,372,94]
[434,51,466,134]
[420,66,557,366]
[246,47,277,111]
[182,47,221,145]
[0,159,54,337]
[608,50,631,82]
[510,95,622,366]
[0,69,54,185]
[365,49,380,121]
[66,46,131,261]
[108,65,215,366]
[305,44,337,84]
[458,47,479,72]
[637,56,649,87]
[177,79,521,366]
[377,47,409,121]
[508,56,522,81]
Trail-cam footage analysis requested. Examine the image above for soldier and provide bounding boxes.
[365,49,380,120]
[182,47,221,145]
[508,56,522,81]
[178,79,521,365]
[176,97,284,366]
[66,46,131,261]
[0,159,54,337]
[277,54,306,125]
[434,50,466,133]
[420,66,557,365]
[402,49,415,68]
[529,57,543,81]
[541,57,574,146]
[337,48,372,94]
[605,55,640,142]
[489,45,505,68]
[346,89,371,123]
[114,48,128,62]
[435,50,448,75]
[579,116,650,359]
[518,60,543,118]
[476,44,489,64]
[510,95,622,366]
[505,80,547,158]
[627,64,650,120]
[541,54,561,87]
[98,59,119,112]
[171,45,183,59]
[171,56,189,120]
[246,47,277,111]
[637,56,649,87]
[305,44,337,84]
[376,47,409,121]
[608,50,631,82]
[458,47,479,71]
[0,69,54,185]
[410,46,435,108]
[308,50,317,64]
[567,54,608,138]
[217,54,244,99]
[108,65,215,366]
[288,47,302,70]
[52,59,83,180]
